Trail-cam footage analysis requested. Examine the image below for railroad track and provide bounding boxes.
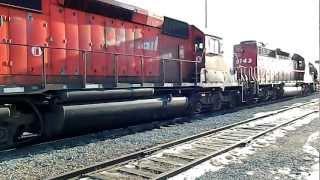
[1,94,316,154]
[48,100,319,180]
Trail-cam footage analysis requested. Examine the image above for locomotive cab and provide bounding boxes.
[200,35,235,85]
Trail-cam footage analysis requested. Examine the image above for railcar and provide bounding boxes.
[0,0,315,149]
[234,41,316,101]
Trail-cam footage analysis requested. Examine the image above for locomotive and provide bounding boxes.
[0,0,316,149]
[234,41,317,99]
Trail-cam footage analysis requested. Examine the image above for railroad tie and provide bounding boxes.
[135,163,169,173]
[162,153,196,161]
[149,157,183,167]
[238,127,267,131]
[117,167,156,179]
[214,135,244,142]
[183,149,209,157]
[192,144,220,151]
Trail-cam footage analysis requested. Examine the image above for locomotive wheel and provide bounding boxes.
[211,99,222,111]
[210,92,223,111]
[0,100,44,150]
[187,93,202,115]
[193,102,202,114]
[270,89,277,100]
[0,125,16,150]
[227,96,238,109]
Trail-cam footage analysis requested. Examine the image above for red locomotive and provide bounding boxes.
[234,41,316,99]
[0,0,316,149]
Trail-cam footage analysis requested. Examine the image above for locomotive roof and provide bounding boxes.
[237,40,306,59]
[63,0,164,23]
[205,34,223,40]
[97,0,142,12]
[97,0,162,19]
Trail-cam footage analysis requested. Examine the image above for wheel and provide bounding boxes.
[187,93,202,115]
[227,95,239,109]
[0,125,16,150]
[210,93,222,111]
[193,101,202,114]
[0,100,43,150]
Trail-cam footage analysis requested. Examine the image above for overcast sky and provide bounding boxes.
[117,0,319,65]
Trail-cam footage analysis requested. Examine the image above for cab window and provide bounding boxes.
[194,37,204,53]
[206,36,222,55]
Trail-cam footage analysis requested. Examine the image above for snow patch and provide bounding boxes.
[307,163,319,180]
[278,167,291,175]
[293,114,319,127]
[246,171,255,176]
[253,110,278,118]
[149,143,193,159]
[169,160,223,180]
[302,131,320,180]
[303,132,320,157]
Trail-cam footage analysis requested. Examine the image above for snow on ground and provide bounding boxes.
[307,163,319,180]
[169,109,319,180]
[303,132,320,180]
[303,132,319,157]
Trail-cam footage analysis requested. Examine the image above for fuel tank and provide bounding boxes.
[56,88,155,103]
[283,87,302,96]
[44,97,189,137]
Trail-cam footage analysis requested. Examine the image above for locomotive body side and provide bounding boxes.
[234,41,314,100]
[234,41,305,85]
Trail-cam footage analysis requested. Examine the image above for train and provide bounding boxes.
[0,0,317,149]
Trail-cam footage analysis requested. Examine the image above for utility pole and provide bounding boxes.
[205,0,208,28]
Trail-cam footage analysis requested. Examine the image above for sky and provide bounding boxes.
[117,0,319,65]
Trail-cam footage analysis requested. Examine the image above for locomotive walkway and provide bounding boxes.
[48,100,318,180]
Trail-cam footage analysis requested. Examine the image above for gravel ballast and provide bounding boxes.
[0,94,318,179]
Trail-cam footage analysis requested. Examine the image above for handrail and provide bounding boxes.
[0,42,198,63]
[0,42,200,92]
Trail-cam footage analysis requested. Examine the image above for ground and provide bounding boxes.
[172,111,320,180]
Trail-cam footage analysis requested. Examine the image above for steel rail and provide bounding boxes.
[154,110,318,180]
[46,100,318,180]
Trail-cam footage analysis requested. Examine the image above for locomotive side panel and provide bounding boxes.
[115,20,128,77]
[9,9,28,76]
[233,42,257,82]
[159,34,195,84]
[159,34,180,83]
[0,7,9,76]
[78,11,91,51]
[125,22,135,77]
[89,14,106,77]
[105,17,116,77]
[65,9,80,77]
[27,13,48,76]
[143,26,160,80]
[49,5,67,80]
[131,24,143,77]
